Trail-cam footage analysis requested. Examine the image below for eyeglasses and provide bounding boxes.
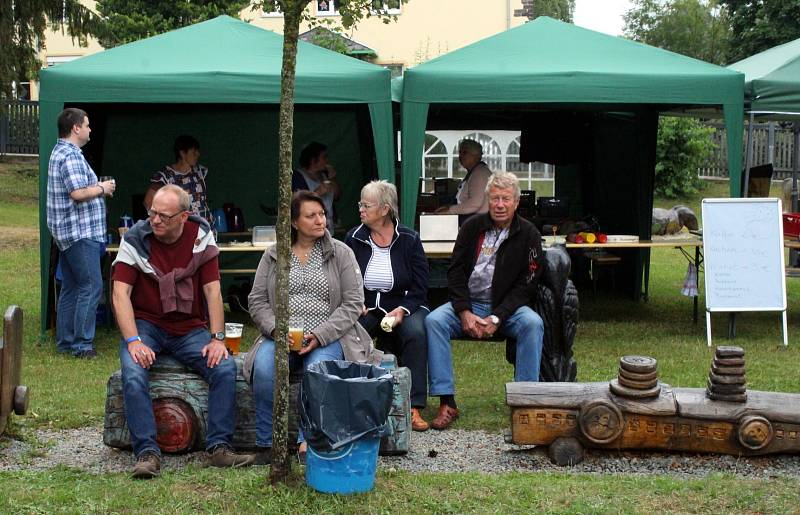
[147,209,185,223]
[357,202,376,210]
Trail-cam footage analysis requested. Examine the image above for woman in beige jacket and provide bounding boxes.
[244,191,382,462]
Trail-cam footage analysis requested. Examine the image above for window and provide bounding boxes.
[506,138,552,191]
[371,0,402,14]
[382,63,403,79]
[317,0,338,15]
[452,133,502,179]
[422,134,448,193]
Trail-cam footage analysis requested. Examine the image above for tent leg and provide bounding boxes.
[743,112,755,197]
[791,123,800,267]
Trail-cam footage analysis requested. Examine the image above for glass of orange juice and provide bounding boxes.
[224,322,243,355]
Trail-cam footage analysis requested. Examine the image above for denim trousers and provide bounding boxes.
[252,338,344,448]
[359,308,429,408]
[119,319,238,458]
[56,239,103,354]
[425,301,544,396]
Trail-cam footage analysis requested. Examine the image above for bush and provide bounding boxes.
[654,117,716,198]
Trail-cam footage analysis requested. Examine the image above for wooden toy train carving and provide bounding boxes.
[506,347,800,465]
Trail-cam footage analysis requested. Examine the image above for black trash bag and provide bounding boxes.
[299,360,394,452]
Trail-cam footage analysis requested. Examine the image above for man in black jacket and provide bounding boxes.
[425,172,544,430]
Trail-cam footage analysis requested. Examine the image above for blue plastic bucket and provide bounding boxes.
[305,437,380,494]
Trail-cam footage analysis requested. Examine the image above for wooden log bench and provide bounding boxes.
[103,353,411,456]
[0,305,30,436]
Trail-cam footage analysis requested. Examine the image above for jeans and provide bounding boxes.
[425,301,543,396]
[119,319,238,458]
[252,338,344,448]
[56,239,103,354]
[359,308,429,408]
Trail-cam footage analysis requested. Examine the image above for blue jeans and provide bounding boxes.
[252,338,343,448]
[56,239,103,354]
[425,301,544,396]
[119,319,238,458]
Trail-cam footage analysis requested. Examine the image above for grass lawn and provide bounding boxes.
[2,157,799,512]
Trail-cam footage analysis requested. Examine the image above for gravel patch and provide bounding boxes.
[2,426,800,478]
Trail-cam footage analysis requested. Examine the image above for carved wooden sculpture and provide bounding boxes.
[0,305,29,435]
[505,246,579,382]
[506,347,800,465]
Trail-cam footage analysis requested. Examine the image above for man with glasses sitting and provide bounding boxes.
[111,184,254,478]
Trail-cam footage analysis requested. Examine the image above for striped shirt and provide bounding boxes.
[46,139,106,251]
[363,238,394,292]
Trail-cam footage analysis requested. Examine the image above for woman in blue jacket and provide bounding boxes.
[345,180,431,431]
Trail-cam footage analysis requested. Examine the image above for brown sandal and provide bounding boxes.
[430,405,460,430]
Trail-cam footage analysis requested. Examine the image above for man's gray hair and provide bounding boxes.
[486,171,521,200]
[361,180,399,221]
[157,184,191,212]
[458,139,483,158]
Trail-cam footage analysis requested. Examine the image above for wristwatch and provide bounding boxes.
[213,331,226,341]
[489,315,500,325]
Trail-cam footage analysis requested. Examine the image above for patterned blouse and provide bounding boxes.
[289,240,330,333]
[150,165,214,228]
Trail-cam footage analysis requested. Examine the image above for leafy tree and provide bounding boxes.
[720,0,800,62]
[0,0,106,100]
[530,0,575,22]
[253,0,404,484]
[95,0,250,48]
[623,0,730,65]
[654,117,716,198]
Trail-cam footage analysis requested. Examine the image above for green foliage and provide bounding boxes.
[308,29,351,55]
[531,0,575,22]
[0,0,106,101]
[654,117,716,198]
[95,0,250,48]
[623,0,731,64]
[721,0,800,63]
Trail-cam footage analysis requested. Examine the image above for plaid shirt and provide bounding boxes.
[46,139,106,251]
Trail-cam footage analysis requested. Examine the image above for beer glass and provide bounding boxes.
[224,322,243,355]
[288,317,304,352]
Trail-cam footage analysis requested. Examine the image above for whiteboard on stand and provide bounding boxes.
[701,198,787,346]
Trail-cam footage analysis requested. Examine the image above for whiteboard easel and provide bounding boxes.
[701,198,788,347]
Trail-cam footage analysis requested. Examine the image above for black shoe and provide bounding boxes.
[74,349,97,359]
[253,447,272,466]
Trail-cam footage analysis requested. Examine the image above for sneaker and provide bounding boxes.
[207,445,255,468]
[430,405,460,430]
[131,452,161,479]
[253,447,272,466]
[74,349,97,359]
[411,408,430,432]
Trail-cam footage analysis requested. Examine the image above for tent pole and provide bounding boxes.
[793,122,800,213]
[743,112,755,197]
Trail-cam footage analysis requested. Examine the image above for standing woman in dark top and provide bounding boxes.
[345,180,431,432]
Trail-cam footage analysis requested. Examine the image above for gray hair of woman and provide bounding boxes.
[485,171,521,201]
[360,180,399,221]
[458,138,483,158]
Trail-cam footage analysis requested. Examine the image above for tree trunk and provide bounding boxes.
[269,1,306,485]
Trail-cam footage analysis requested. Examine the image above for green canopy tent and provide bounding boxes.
[38,15,394,333]
[397,17,744,297]
[728,37,800,211]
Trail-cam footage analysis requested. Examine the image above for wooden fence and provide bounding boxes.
[0,101,39,155]
[699,122,797,180]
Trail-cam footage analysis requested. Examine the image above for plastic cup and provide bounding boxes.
[225,322,243,355]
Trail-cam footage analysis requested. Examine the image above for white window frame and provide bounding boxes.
[316,0,338,16]
[260,5,283,17]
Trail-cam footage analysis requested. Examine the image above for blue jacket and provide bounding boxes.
[345,220,429,315]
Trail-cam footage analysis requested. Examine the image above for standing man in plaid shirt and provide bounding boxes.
[46,108,116,358]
